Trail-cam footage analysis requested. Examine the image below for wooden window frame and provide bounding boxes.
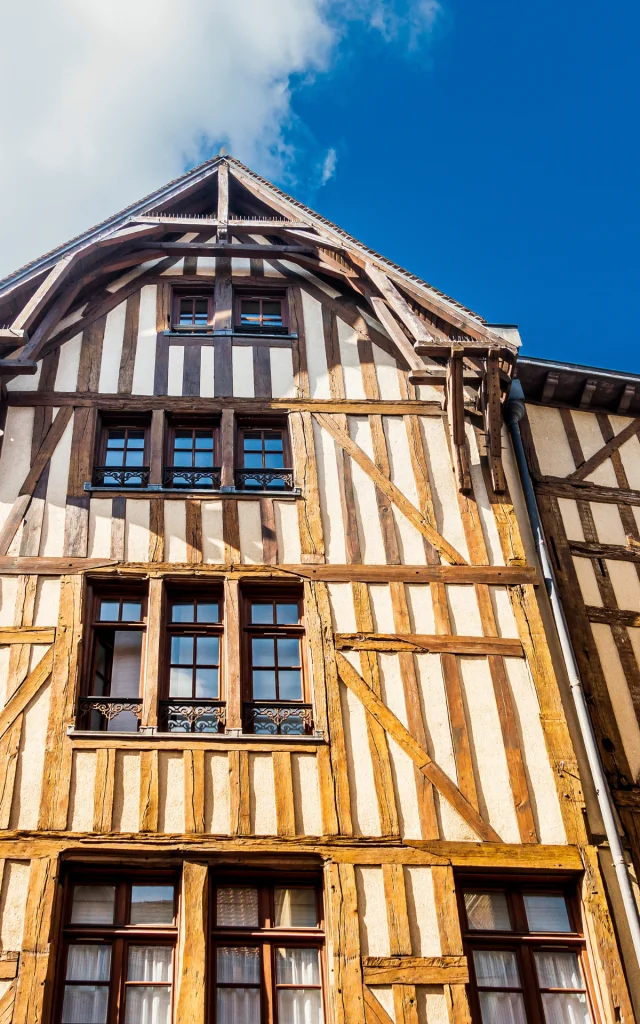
[240,585,312,735]
[457,873,599,1024]
[234,290,289,334]
[160,584,226,733]
[53,869,179,1024]
[210,872,326,1024]
[93,413,151,489]
[171,290,215,331]
[78,581,149,732]
[235,417,293,493]
[163,417,222,490]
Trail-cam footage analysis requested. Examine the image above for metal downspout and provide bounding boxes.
[506,379,640,966]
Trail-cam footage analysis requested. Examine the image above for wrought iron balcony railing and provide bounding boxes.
[77,695,143,730]
[159,699,226,734]
[163,467,221,489]
[92,466,150,488]
[234,468,294,492]
[244,701,313,736]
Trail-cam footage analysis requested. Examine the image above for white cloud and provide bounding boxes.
[0,0,440,277]
[321,148,338,185]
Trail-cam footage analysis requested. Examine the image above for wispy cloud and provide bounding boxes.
[321,148,338,185]
[0,0,441,276]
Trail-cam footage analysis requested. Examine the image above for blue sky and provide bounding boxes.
[287,0,639,373]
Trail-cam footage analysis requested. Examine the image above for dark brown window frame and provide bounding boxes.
[163,416,222,490]
[78,581,148,732]
[457,873,599,1024]
[235,417,293,493]
[240,585,312,735]
[234,290,289,334]
[171,290,215,331]
[93,413,151,489]
[54,869,179,1024]
[160,583,226,734]
[210,872,326,1024]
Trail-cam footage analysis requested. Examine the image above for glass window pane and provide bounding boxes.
[130,886,175,925]
[172,603,195,623]
[262,301,282,317]
[217,988,260,1024]
[265,453,285,469]
[473,950,521,988]
[171,635,194,665]
[71,885,116,925]
[279,670,302,700]
[127,946,172,982]
[541,993,590,1024]
[104,450,125,467]
[124,449,144,467]
[216,889,259,928]
[264,436,283,450]
[252,670,276,699]
[524,895,572,933]
[251,603,274,624]
[276,948,320,985]
[276,603,299,624]
[243,436,262,450]
[125,987,171,1024]
[535,951,584,990]
[99,600,120,621]
[110,631,143,697]
[196,636,219,665]
[122,601,142,621]
[465,892,511,932]
[275,889,317,928]
[243,453,263,469]
[277,638,300,666]
[278,990,323,1024]
[174,433,193,449]
[252,638,275,665]
[195,433,214,449]
[479,992,527,1024]
[127,432,145,448]
[217,946,260,983]
[241,301,261,316]
[62,985,110,1024]
[195,668,218,699]
[66,944,112,981]
[197,602,219,623]
[107,430,125,446]
[170,666,192,698]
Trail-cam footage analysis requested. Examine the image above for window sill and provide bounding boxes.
[84,484,301,499]
[163,330,297,341]
[67,728,325,748]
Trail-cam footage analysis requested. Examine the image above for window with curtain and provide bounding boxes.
[212,880,324,1023]
[58,877,177,1024]
[461,880,596,1024]
[78,587,148,732]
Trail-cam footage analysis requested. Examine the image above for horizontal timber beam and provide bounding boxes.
[335,633,524,656]
[585,606,640,627]
[362,956,468,985]
[0,627,55,644]
[534,477,640,507]
[569,540,640,563]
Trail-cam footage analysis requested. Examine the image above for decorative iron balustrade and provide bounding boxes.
[92,466,150,488]
[163,467,221,489]
[77,696,143,729]
[159,699,226,734]
[234,469,294,492]
[244,701,313,736]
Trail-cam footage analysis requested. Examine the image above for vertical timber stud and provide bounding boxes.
[326,862,365,1024]
[382,864,420,1024]
[224,578,242,731]
[431,865,472,1024]
[446,345,471,493]
[38,575,83,830]
[220,408,235,490]
[184,749,206,834]
[290,411,325,563]
[176,862,208,1024]
[12,856,60,1024]
[217,162,229,242]
[141,577,163,731]
[149,409,164,487]
[482,348,506,493]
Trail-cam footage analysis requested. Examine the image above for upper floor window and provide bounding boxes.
[78,585,147,732]
[57,875,177,1024]
[235,292,288,334]
[212,879,324,1024]
[460,879,595,1024]
[93,418,150,489]
[172,292,214,330]
[163,421,220,490]
[161,589,225,734]
[242,589,311,735]
[235,421,293,492]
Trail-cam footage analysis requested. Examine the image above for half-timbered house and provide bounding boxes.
[0,156,634,1024]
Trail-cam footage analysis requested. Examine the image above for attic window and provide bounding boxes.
[172,293,214,330]
[235,293,287,334]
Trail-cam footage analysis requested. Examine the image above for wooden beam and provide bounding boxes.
[569,539,640,562]
[175,862,208,1024]
[586,605,640,627]
[314,412,468,565]
[364,988,395,1024]
[334,633,524,657]
[217,163,229,241]
[11,255,74,334]
[482,348,506,493]
[446,346,471,493]
[568,417,640,481]
[0,646,53,741]
[336,652,501,842]
[364,262,434,345]
[362,956,468,986]
[0,627,55,645]
[366,296,425,371]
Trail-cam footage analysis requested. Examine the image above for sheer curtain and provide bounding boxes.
[474,951,526,1024]
[62,944,111,1024]
[124,946,172,1024]
[217,947,261,1024]
[535,952,591,1024]
[277,948,323,1024]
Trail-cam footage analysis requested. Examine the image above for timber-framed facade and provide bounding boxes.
[0,156,634,1023]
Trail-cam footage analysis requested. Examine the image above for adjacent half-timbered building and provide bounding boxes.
[0,157,634,1024]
